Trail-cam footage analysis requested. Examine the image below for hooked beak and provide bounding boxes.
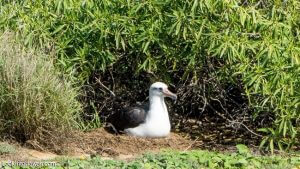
[162,88,177,100]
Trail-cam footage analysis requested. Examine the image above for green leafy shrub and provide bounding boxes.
[32,148,300,169]
[0,32,82,145]
[0,0,299,151]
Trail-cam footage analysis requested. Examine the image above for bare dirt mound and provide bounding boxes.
[0,128,203,161]
[62,128,202,159]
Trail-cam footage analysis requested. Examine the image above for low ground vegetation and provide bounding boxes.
[1,145,300,169]
[60,149,300,169]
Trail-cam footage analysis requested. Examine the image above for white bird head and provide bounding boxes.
[149,82,177,100]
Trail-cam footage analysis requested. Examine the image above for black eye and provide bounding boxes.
[158,87,162,91]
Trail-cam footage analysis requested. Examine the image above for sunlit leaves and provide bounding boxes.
[56,149,300,169]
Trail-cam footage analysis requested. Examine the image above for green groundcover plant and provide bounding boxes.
[60,149,300,169]
[2,145,300,169]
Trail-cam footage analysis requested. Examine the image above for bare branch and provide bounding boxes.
[96,77,116,97]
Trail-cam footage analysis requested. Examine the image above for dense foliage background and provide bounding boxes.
[0,0,299,152]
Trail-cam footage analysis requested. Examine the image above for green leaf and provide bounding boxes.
[237,158,248,165]
[257,128,269,133]
[52,24,66,35]
[143,41,150,53]
[259,137,268,149]
[270,139,274,154]
[175,21,182,36]
[191,0,198,16]
[236,144,250,155]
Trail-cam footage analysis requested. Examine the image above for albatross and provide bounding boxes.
[108,82,177,138]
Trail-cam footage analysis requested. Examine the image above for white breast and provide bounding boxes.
[124,96,171,138]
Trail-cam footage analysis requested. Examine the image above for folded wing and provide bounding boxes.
[108,103,149,131]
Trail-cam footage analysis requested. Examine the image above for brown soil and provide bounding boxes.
[1,127,296,162]
[0,128,204,161]
[60,128,203,159]
[0,116,268,162]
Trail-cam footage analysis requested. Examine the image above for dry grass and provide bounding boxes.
[0,32,82,148]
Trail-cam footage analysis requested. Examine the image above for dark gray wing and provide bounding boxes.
[108,103,149,131]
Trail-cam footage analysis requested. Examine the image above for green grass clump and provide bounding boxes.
[0,32,82,143]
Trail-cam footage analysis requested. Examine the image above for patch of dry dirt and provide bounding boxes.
[62,128,203,158]
[0,148,58,162]
[0,128,203,161]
